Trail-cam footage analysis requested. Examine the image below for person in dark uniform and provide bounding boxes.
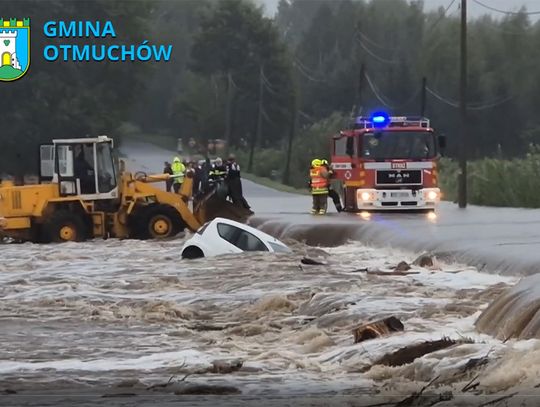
[191,160,202,197]
[208,157,227,183]
[163,161,173,192]
[321,159,343,212]
[225,154,251,210]
[207,157,228,200]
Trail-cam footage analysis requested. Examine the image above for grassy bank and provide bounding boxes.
[438,153,540,208]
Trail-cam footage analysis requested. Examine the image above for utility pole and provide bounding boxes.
[420,76,427,116]
[356,63,366,117]
[248,65,264,173]
[224,71,234,156]
[458,0,468,208]
[282,92,297,185]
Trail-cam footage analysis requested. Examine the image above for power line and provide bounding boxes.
[426,86,513,110]
[261,105,275,125]
[357,31,398,52]
[298,110,316,123]
[364,72,422,110]
[365,72,396,108]
[355,35,399,65]
[426,86,460,107]
[229,74,240,90]
[294,58,320,76]
[425,0,458,35]
[261,70,280,95]
[293,60,326,83]
[468,96,514,110]
[472,0,540,15]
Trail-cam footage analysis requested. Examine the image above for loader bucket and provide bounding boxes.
[194,187,253,225]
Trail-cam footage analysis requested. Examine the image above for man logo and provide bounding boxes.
[0,18,30,82]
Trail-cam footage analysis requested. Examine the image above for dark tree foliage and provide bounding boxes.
[2,0,539,177]
[189,0,294,148]
[0,0,151,174]
[277,0,540,159]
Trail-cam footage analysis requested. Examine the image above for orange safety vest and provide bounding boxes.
[310,166,329,195]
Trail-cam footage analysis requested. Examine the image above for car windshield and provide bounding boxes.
[196,222,211,235]
[362,131,436,160]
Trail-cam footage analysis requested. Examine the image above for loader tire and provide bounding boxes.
[132,204,185,240]
[42,210,89,243]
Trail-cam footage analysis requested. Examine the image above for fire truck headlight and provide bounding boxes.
[361,191,372,201]
[425,190,439,201]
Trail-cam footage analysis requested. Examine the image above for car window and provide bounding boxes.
[217,223,239,243]
[268,242,291,253]
[236,230,268,252]
[217,222,268,252]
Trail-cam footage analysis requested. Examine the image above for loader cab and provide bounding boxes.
[39,136,119,200]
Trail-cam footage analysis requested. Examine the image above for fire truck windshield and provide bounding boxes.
[362,131,436,160]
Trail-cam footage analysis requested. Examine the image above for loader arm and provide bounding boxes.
[130,175,202,232]
[129,171,253,228]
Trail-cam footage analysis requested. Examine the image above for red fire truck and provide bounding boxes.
[330,113,446,212]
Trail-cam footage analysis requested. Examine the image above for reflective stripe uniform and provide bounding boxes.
[310,165,329,215]
[310,166,329,195]
[209,165,227,180]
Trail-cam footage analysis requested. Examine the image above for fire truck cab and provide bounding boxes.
[330,113,445,212]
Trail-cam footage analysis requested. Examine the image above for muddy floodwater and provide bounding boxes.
[1,237,540,406]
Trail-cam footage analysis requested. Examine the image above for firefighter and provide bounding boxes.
[209,157,227,182]
[226,154,251,210]
[321,159,343,212]
[208,157,228,199]
[163,161,173,192]
[171,156,186,194]
[309,158,329,215]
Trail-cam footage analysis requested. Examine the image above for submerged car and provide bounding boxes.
[181,217,291,259]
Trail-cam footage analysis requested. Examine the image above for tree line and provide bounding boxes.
[2,0,540,178]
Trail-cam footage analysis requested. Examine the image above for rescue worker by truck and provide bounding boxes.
[321,159,343,212]
[309,159,329,215]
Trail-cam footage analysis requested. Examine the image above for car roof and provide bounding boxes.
[211,217,285,244]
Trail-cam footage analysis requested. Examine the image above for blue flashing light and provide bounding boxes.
[370,111,390,128]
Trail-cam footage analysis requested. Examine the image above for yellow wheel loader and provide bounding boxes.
[0,136,252,243]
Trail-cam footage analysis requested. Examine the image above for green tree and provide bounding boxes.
[0,0,151,174]
[190,0,294,149]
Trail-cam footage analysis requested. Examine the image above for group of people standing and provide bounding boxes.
[309,158,343,215]
[163,154,251,211]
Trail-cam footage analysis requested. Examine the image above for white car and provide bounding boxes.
[181,217,291,259]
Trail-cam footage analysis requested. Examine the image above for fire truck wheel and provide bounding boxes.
[41,210,89,243]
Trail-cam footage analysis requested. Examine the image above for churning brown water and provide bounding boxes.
[476,273,540,340]
[1,236,540,406]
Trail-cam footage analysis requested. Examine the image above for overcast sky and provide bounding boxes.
[255,0,540,20]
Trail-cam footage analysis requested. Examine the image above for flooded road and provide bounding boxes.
[2,237,539,406]
[2,141,540,405]
[122,141,540,277]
